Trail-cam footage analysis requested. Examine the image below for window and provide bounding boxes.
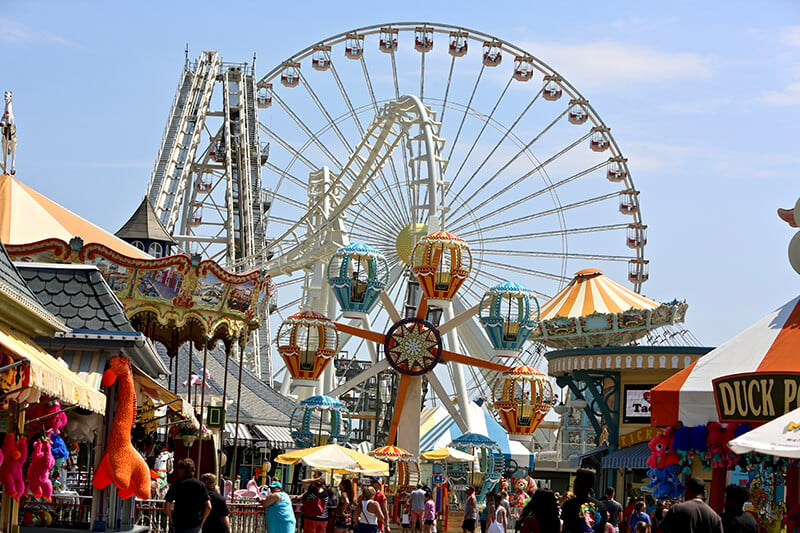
[132,241,145,251]
[148,242,163,258]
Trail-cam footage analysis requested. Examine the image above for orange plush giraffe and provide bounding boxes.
[92,356,156,499]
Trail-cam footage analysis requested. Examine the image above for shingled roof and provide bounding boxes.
[0,242,65,332]
[163,343,295,427]
[17,263,134,333]
[115,197,177,244]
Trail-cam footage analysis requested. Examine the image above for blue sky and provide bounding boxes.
[3,1,799,348]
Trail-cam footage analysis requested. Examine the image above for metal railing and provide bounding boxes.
[135,499,265,533]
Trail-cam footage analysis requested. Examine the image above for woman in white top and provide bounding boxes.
[352,486,386,533]
[487,494,508,533]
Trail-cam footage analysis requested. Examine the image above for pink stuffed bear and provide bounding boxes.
[27,437,55,500]
[0,433,28,500]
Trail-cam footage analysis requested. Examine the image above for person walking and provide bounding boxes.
[560,468,607,533]
[260,480,297,533]
[721,484,757,533]
[410,483,427,533]
[481,494,496,533]
[164,458,211,533]
[423,491,437,533]
[463,486,479,533]
[371,477,392,533]
[333,478,356,533]
[626,502,650,531]
[601,488,623,533]
[488,494,508,533]
[302,476,332,533]
[353,486,386,533]
[660,477,723,533]
[200,473,231,533]
[518,489,560,533]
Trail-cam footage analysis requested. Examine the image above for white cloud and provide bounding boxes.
[780,25,800,47]
[759,81,800,106]
[0,17,78,47]
[519,40,712,89]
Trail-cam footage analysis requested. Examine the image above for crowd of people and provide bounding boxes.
[159,461,757,533]
[505,469,756,533]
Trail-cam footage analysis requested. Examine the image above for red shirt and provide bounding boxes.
[375,491,387,529]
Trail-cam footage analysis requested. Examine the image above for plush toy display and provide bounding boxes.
[92,356,156,500]
[706,422,727,468]
[27,437,55,500]
[0,433,28,500]
[509,476,535,516]
[646,428,680,469]
[26,395,68,437]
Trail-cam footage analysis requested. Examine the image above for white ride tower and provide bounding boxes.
[146,50,271,378]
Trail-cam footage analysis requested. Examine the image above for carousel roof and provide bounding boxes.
[651,294,800,427]
[540,268,660,319]
[0,174,150,259]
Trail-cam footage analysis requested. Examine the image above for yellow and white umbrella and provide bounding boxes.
[275,444,389,475]
[419,447,478,463]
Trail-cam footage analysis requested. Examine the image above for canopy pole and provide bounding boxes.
[230,344,245,483]
[220,343,230,481]
[197,342,209,468]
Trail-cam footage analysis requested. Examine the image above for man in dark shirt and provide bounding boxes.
[200,473,231,533]
[561,468,608,533]
[601,487,623,533]
[302,476,331,533]
[661,477,723,533]
[721,484,757,533]
[164,458,211,533]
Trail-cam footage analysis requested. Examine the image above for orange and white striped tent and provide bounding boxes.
[651,295,800,427]
[540,268,660,319]
[0,174,149,259]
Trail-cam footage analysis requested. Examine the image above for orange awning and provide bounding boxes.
[0,174,149,259]
[0,322,106,414]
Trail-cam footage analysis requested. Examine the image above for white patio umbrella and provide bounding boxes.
[275,444,389,474]
[728,407,800,458]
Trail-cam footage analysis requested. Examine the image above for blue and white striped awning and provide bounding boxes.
[420,402,535,470]
[602,442,651,470]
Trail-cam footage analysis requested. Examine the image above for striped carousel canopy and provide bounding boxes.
[539,268,659,319]
[369,445,415,461]
[531,268,687,349]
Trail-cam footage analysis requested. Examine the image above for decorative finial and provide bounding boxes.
[1,91,16,175]
[782,198,800,275]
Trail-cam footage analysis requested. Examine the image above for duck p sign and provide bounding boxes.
[713,372,800,422]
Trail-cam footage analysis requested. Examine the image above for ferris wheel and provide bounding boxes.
[252,22,647,410]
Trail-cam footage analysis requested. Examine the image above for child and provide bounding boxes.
[402,500,411,533]
[423,491,436,533]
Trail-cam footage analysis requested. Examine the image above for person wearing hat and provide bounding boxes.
[260,480,297,533]
[370,477,391,533]
[462,486,478,533]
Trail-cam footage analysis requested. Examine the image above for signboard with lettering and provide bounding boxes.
[713,372,800,422]
[618,427,660,448]
[623,385,654,424]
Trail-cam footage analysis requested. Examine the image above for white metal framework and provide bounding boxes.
[145,24,648,430]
